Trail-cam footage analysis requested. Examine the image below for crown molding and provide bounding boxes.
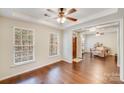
[0,10,63,30]
[0,8,118,30]
[65,8,118,29]
[13,12,63,30]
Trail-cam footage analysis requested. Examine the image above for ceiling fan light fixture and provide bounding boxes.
[46,8,77,24]
[96,32,104,36]
[57,17,66,24]
[96,33,100,36]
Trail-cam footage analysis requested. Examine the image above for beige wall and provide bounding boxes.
[62,30,72,63]
[76,27,118,58]
[0,16,63,80]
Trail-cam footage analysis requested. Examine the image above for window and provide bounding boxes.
[13,27,35,65]
[49,32,59,57]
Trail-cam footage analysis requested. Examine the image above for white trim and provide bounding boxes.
[119,18,124,81]
[66,8,118,29]
[12,26,35,66]
[71,19,120,31]
[49,55,60,58]
[0,59,61,81]
[62,58,72,63]
[49,32,60,57]
[5,12,62,30]
[0,9,118,30]
[117,25,120,67]
[10,60,35,68]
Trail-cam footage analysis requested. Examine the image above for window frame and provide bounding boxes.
[49,32,60,57]
[13,26,35,66]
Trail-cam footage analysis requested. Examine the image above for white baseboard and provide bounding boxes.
[0,59,61,81]
[62,58,72,63]
[120,75,124,82]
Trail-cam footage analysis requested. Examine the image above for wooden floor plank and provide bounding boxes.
[0,54,123,84]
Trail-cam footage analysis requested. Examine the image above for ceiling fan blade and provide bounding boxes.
[44,13,51,17]
[67,8,77,15]
[100,32,104,35]
[66,17,77,22]
[46,9,56,14]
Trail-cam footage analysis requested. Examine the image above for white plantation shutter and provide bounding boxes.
[49,32,59,56]
[13,27,35,65]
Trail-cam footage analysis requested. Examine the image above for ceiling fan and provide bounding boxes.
[96,32,104,36]
[44,8,78,24]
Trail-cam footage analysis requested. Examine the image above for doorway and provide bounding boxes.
[73,21,123,80]
[72,35,77,59]
[72,32,83,62]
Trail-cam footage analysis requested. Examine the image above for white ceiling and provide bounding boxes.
[0,8,118,29]
[77,22,119,35]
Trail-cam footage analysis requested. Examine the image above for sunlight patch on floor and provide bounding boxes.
[73,58,82,62]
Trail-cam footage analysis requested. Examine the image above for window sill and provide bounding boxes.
[10,60,35,68]
[49,54,60,58]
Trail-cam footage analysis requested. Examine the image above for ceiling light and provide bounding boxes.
[96,32,104,36]
[96,32,100,36]
[57,17,66,24]
[89,27,97,32]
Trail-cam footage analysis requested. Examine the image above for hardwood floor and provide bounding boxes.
[0,54,123,84]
